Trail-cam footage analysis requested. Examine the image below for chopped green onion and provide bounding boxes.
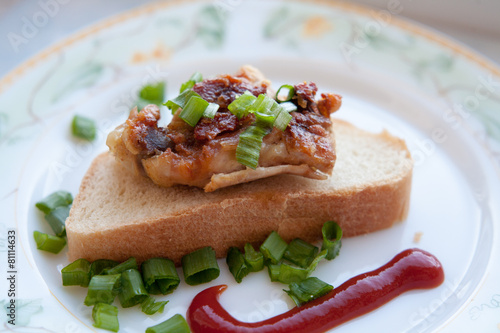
[33,231,66,254]
[179,96,209,127]
[268,264,281,282]
[283,239,319,268]
[203,102,220,119]
[61,258,91,287]
[248,94,275,125]
[71,115,96,141]
[260,231,288,265]
[84,274,121,306]
[92,303,119,332]
[226,247,249,283]
[306,250,327,275]
[277,263,308,284]
[164,89,201,113]
[141,296,168,315]
[146,314,190,333]
[276,84,295,102]
[44,205,70,237]
[103,257,138,275]
[272,102,293,131]
[35,191,73,214]
[236,125,269,169]
[243,243,264,272]
[321,221,343,260]
[90,259,119,278]
[280,101,298,113]
[285,277,333,306]
[181,246,220,286]
[141,258,180,295]
[118,269,148,308]
[228,91,257,118]
[180,72,203,93]
[137,82,166,109]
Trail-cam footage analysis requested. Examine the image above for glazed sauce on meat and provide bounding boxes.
[187,248,444,333]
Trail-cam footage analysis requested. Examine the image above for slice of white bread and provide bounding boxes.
[66,119,412,264]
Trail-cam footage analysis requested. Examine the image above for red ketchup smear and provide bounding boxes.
[187,248,444,333]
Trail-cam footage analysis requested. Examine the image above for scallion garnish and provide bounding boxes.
[180,72,203,93]
[236,125,269,169]
[283,238,319,269]
[179,96,210,127]
[203,102,220,119]
[90,259,119,278]
[279,101,297,113]
[321,221,343,260]
[268,264,281,282]
[146,314,190,333]
[137,82,166,110]
[141,258,180,295]
[228,91,257,118]
[272,102,293,131]
[226,247,249,283]
[277,263,309,284]
[61,258,91,287]
[284,277,333,306]
[243,243,264,272]
[248,94,275,125]
[260,231,288,265]
[44,205,70,237]
[141,296,168,315]
[102,257,138,275]
[35,191,73,214]
[71,115,96,141]
[92,303,119,332]
[33,231,66,254]
[306,250,327,275]
[181,246,220,286]
[276,84,295,102]
[84,274,121,306]
[164,89,201,113]
[118,269,148,308]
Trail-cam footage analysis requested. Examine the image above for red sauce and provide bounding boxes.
[187,248,444,333]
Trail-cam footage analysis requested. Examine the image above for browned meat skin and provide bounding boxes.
[193,75,268,109]
[108,68,342,190]
[125,107,171,157]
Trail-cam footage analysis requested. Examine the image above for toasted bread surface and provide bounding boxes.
[66,119,412,264]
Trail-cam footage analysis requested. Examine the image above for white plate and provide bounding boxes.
[1,1,500,332]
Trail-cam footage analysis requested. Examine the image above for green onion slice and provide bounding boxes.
[243,243,264,272]
[203,102,220,119]
[141,296,168,315]
[284,277,333,307]
[277,263,309,284]
[92,303,119,332]
[181,246,220,286]
[90,259,119,278]
[260,231,288,265]
[137,82,166,109]
[35,191,73,214]
[141,258,180,295]
[179,96,209,127]
[321,221,343,260]
[61,258,91,287]
[306,250,327,275]
[84,274,121,306]
[146,314,190,333]
[164,89,200,113]
[180,72,203,93]
[280,101,298,113]
[226,247,249,283]
[283,238,319,269]
[276,84,295,102]
[267,264,281,282]
[236,125,269,169]
[118,269,148,308]
[103,257,138,275]
[44,205,70,237]
[272,102,293,131]
[72,115,96,141]
[33,231,66,254]
[228,91,257,119]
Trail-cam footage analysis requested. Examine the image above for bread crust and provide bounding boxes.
[66,119,412,265]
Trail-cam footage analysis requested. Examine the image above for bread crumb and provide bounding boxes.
[413,232,423,244]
